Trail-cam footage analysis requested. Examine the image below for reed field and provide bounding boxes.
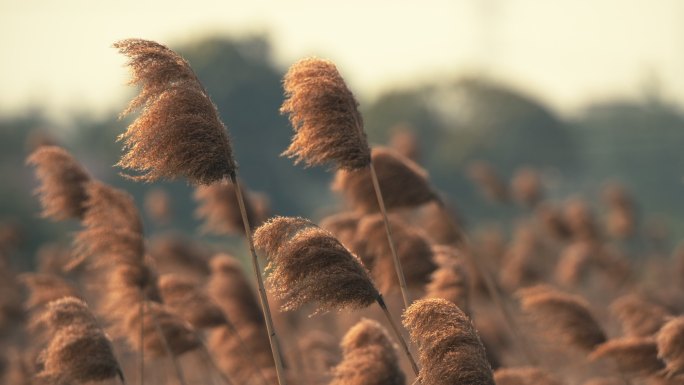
[1,37,684,385]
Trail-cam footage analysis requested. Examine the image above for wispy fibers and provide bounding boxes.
[115,38,286,385]
[424,246,470,316]
[280,56,429,310]
[402,298,494,385]
[610,294,671,337]
[330,318,405,385]
[493,367,563,385]
[656,316,684,378]
[589,337,664,378]
[34,297,124,384]
[27,146,91,221]
[194,180,268,236]
[517,285,606,352]
[253,216,419,376]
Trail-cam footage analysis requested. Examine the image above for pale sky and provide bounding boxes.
[1,0,683,120]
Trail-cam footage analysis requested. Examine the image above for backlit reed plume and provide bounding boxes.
[332,147,438,213]
[280,57,370,170]
[493,367,563,385]
[330,318,405,385]
[424,246,470,316]
[402,298,494,385]
[354,213,436,293]
[467,161,508,203]
[511,167,542,207]
[148,234,210,280]
[159,274,227,329]
[115,38,236,184]
[517,285,606,352]
[589,337,664,377]
[194,180,268,235]
[611,294,670,337]
[389,124,420,162]
[27,146,91,221]
[319,211,360,249]
[144,188,172,225]
[656,316,684,378]
[34,297,123,384]
[19,273,80,313]
[254,216,378,312]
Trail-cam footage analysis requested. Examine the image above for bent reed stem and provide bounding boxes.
[230,173,288,385]
[376,294,420,379]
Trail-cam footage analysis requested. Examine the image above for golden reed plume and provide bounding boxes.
[402,298,494,385]
[493,367,563,385]
[280,57,371,170]
[330,318,405,385]
[610,294,670,337]
[424,246,470,316]
[115,39,236,184]
[332,147,438,213]
[517,285,606,352]
[27,146,91,221]
[656,316,684,378]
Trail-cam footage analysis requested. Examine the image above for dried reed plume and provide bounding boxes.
[299,330,340,383]
[194,180,268,235]
[424,246,470,316]
[517,285,606,352]
[207,254,264,329]
[354,213,436,293]
[589,337,664,377]
[19,273,81,313]
[656,316,684,378]
[332,147,438,213]
[253,216,378,313]
[500,224,545,290]
[144,187,172,225]
[510,167,542,207]
[467,161,508,203]
[610,294,670,337]
[280,57,371,170]
[27,146,91,221]
[115,38,236,184]
[402,298,494,385]
[159,274,227,329]
[493,367,563,385]
[35,297,123,384]
[330,318,405,385]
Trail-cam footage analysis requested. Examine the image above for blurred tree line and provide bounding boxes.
[2,34,683,268]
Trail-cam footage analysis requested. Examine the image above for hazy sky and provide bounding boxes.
[1,0,683,119]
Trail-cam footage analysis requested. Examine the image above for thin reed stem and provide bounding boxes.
[230,173,288,385]
[369,162,412,309]
[145,298,189,385]
[376,294,420,379]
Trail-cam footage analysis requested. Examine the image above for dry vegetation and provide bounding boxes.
[1,38,683,385]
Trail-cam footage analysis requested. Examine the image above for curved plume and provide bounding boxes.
[517,285,606,352]
[610,294,670,337]
[589,337,664,377]
[330,318,405,385]
[402,298,494,385]
[253,216,378,313]
[27,146,91,221]
[424,246,470,316]
[280,57,371,170]
[115,38,236,184]
[493,367,563,385]
[159,274,227,329]
[656,316,684,378]
[332,147,438,213]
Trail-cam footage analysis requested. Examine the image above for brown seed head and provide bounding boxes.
[253,216,379,313]
[115,38,236,184]
[27,146,91,221]
[159,274,227,329]
[493,367,563,385]
[280,57,371,170]
[330,318,405,385]
[402,298,494,385]
[332,147,438,213]
[611,294,671,337]
[517,285,606,352]
[207,254,264,329]
[589,337,664,377]
[656,316,684,377]
[425,246,470,316]
[208,323,275,384]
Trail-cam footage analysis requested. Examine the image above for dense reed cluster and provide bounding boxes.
[3,37,684,385]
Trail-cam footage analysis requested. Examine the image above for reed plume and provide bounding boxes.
[115,38,236,184]
[207,254,265,328]
[415,202,463,245]
[563,198,600,241]
[611,294,670,337]
[354,213,436,293]
[467,161,508,203]
[144,187,172,225]
[34,297,123,384]
[27,145,91,221]
[254,216,378,313]
[535,203,572,241]
[402,298,494,385]
[589,337,664,377]
[656,316,684,378]
[148,234,211,280]
[330,318,405,385]
[279,57,371,170]
[319,211,361,248]
[510,167,542,207]
[424,246,470,316]
[159,274,227,329]
[332,147,438,213]
[194,180,268,235]
[493,367,563,385]
[517,285,606,352]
